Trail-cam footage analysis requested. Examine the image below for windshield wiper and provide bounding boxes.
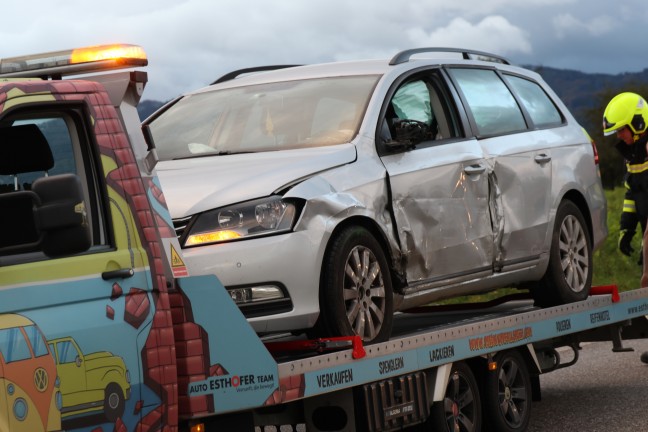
[172,150,252,160]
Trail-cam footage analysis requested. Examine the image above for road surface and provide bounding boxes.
[527,338,648,431]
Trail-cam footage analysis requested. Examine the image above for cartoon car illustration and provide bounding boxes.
[0,314,62,432]
[47,336,131,422]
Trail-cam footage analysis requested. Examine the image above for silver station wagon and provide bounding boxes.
[145,48,607,343]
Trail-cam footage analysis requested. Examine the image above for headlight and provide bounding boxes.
[184,196,298,247]
[13,398,27,421]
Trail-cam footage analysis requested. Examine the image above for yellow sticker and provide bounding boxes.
[170,245,185,268]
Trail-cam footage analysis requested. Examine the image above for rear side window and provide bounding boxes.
[504,75,563,128]
[449,68,526,136]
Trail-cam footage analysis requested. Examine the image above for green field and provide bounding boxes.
[593,187,643,292]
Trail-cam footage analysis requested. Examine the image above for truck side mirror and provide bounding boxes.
[33,174,91,257]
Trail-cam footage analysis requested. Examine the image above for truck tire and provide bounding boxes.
[104,383,125,422]
[428,362,482,432]
[482,350,532,432]
[533,200,592,307]
[319,226,393,343]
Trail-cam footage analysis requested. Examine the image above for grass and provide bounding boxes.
[432,187,641,305]
[592,187,643,292]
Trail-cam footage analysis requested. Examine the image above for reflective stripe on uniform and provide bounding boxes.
[623,199,637,213]
[626,161,648,174]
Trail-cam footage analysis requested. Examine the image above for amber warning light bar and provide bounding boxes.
[0,43,148,79]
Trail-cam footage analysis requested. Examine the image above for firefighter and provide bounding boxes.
[619,175,645,264]
[603,92,648,363]
[603,92,648,264]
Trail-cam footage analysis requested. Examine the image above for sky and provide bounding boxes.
[2,0,646,102]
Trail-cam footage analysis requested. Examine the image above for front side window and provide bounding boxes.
[149,76,380,160]
[0,327,31,363]
[56,340,79,364]
[0,108,108,260]
[379,74,459,150]
[0,118,75,193]
[449,68,527,136]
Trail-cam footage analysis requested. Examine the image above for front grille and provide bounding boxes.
[172,215,193,240]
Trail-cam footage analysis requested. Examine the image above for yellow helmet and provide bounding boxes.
[603,92,648,136]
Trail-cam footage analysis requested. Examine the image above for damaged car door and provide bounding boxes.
[378,73,494,294]
[447,68,553,270]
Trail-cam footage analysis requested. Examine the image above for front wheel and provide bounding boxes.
[103,383,125,422]
[319,226,393,343]
[533,200,592,307]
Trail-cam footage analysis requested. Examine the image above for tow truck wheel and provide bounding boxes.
[103,383,125,422]
[428,362,482,432]
[319,226,394,344]
[533,200,592,307]
[482,350,532,432]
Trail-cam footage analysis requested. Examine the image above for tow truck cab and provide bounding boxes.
[0,44,277,432]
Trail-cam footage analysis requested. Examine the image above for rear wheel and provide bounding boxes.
[428,362,482,432]
[319,226,393,343]
[533,200,592,307]
[482,350,532,432]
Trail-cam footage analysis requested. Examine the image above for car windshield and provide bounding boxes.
[150,75,380,160]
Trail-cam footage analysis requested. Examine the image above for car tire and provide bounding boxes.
[533,200,592,307]
[103,383,125,422]
[481,350,532,432]
[428,362,482,432]
[319,226,393,343]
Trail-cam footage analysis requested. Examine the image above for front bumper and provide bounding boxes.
[180,230,322,333]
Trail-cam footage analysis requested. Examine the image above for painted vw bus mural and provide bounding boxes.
[0,314,61,432]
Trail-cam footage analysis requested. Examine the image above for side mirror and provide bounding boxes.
[383,119,432,153]
[393,119,430,147]
[33,174,91,257]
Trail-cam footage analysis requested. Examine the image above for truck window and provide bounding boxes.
[0,108,109,261]
[55,340,79,364]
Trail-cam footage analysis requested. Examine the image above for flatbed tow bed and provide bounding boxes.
[240,286,648,432]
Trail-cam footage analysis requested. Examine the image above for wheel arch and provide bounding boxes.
[559,189,594,245]
[320,216,403,291]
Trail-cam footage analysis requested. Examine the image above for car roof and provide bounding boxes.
[191,47,540,95]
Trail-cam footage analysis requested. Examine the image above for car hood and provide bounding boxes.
[156,144,357,218]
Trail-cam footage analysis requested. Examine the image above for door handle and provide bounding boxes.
[534,154,551,164]
[464,164,486,175]
[102,268,134,280]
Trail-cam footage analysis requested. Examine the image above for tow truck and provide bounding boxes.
[0,43,647,432]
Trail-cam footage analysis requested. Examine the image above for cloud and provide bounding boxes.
[552,13,616,38]
[2,0,647,100]
[406,16,532,56]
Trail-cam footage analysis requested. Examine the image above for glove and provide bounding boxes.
[618,229,635,256]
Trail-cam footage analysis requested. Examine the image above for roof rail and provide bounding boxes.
[389,47,510,66]
[211,65,302,85]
